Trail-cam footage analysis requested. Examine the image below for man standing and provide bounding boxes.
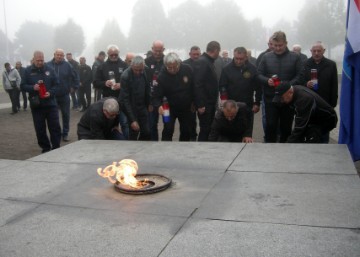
[300,41,338,108]
[66,52,80,110]
[258,31,302,143]
[194,40,221,141]
[145,40,165,141]
[120,56,151,141]
[47,48,80,142]
[209,100,252,143]
[219,47,261,137]
[15,61,27,111]
[152,52,195,141]
[183,45,201,141]
[272,83,337,143]
[22,51,61,153]
[292,44,308,65]
[2,63,21,114]
[78,57,93,112]
[77,98,124,140]
[93,44,128,139]
[92,51,106,102]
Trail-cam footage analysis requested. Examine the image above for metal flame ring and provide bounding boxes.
[114,174,172,195]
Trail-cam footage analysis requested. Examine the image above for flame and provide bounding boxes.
[97,159,145,188]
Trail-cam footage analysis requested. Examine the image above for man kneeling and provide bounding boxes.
[209,100,253,143]
[77,97,124,140]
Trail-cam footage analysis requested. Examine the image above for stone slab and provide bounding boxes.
[0,159,26,170]
[48,165,224,217]
[229,143,357,174]
[160,218,360,257]
[0,199,39,227]
[0,204,186,257]
[194,171,360,228]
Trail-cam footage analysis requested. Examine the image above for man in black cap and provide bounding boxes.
[273,82,337,143]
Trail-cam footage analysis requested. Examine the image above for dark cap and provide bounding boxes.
[98,51,106,56]
[272,82,291,103]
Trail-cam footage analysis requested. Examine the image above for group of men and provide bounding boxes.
[3,29,339,153]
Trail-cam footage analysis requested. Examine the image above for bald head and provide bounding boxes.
[54,48,65,63]
[152,40,165,61]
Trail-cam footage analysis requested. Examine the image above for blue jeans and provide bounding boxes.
[56,95,70,137]
[70,90,78,109]
[31,105,61,152]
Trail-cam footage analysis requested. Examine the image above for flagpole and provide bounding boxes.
[3,0,9,60]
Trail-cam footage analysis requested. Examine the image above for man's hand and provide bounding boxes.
[158,106,164,115]
[268,78,275,87]
[148,105,154,112]
[44,92,50,98]
[130,121,140,131]
[198,107,206,115]
[252,104,260,113]
[306,80,315,89]
[242,137,253,143]
[33,84,40,91]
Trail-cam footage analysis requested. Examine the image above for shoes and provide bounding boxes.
[63,136,70,142]
[10,112,17,115]
[80,107,87,112]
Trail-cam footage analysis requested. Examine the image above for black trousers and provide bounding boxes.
[197,104,216,142]
[7,88,20,113]
[265,102,294,143]
[31,105,61,152]
[78,84,92,109]
[162,109,192,141]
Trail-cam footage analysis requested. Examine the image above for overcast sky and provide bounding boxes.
[1,0,307,43]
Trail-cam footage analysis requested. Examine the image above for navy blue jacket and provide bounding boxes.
[21,64,59,107]
[47,59,79,97]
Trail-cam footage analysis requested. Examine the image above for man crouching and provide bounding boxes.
[209,100,253,143]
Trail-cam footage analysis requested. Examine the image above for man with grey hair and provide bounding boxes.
[77,97,124,140]
[93,44,129,139]
[152,52,195,141]
[120,56,151,140]
[292,44,308,65]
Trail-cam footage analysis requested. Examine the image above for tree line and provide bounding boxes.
[0,0,345,63]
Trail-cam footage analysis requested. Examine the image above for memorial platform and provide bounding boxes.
[1,141,359,256]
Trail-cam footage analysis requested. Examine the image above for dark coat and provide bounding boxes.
[22,64,59,108]
[258,48,302,103]
[219,60,261,106]
[93,58,127,98]
[208,102,251,142]
[77,98,120,140]
[194,53,219,108]
[152,63,194,112]
[119,67,150,123]
[299,57,338,107]
[79,64,93,87]
[287,85,338,143]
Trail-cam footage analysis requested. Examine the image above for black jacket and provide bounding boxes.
[219,60,261,106]
[287,85,338,143]
[119,67,150,123]
[152,63,194,112]
[93,58,127,98]
[194,53,219,107]
[258,48,302,103]
[79,64,93,87]
[299,57,338,107]
[77,97,120,140]
[208,102,251,142]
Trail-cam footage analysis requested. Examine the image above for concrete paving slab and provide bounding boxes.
[0,162,95,203]
[0,204,186,257]
[229,143,357,174]
[0,159,24,169]
[194,171,360,228]
[48,165,224,217]
[129,142,245,170]
[0,199,39,227]
[160,218,360,257]
[28,140,155,165]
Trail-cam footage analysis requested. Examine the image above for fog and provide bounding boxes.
[0,0,346,64]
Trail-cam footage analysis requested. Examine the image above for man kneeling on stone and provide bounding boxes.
[272,82,338,143]
[209,100,253,143]
[77,97,125,140]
